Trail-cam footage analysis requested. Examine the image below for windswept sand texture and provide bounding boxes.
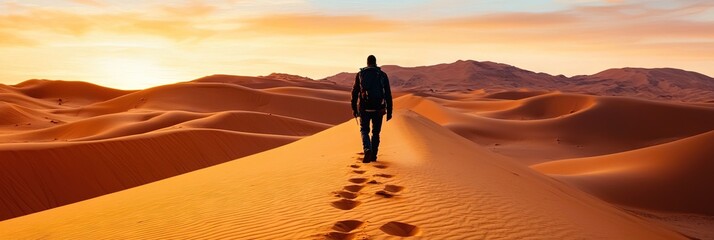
[2,64,714,238]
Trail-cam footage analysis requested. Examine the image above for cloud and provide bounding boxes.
[0,30,35,46]
[69,0,107,7]
[0,4,219,45]
[160,0,216,17]
[0,0,712,65]
[0,9,94,36]
[239,14,400,35]
[109,16,216,40]
[434,12,580,29]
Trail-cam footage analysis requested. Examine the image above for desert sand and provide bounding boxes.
[1,64,714,239]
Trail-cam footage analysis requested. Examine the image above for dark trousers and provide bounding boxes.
[360,110,384,155]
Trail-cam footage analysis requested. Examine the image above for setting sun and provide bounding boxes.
[94,57,176,90]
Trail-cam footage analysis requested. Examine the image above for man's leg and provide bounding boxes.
[359,112,372,154]
[370,112,384,159]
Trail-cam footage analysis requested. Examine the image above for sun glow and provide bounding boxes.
[94,57,178,90]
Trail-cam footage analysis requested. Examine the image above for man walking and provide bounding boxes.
[351,55,393,163]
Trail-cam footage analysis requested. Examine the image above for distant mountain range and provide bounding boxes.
[319,60,714,102]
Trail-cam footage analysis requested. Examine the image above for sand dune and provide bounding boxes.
[482,90,552,100]
[2,71,713,238]
[0,102,65,131]
[0,79,352,221]
[51,82,350,124]
[0,129,297,221]
[0,110,329,143]
[194,74,348,91]
[0,111,684,239]
[532,129,714,215]
[397,93,714,164]
[13,79,133,106]
[0,91,65,110]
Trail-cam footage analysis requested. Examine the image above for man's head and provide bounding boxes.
[367,55,377,66]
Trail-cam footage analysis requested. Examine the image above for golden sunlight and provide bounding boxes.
[93,57,176,90]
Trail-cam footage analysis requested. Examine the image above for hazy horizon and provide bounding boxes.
[2,0,713,89]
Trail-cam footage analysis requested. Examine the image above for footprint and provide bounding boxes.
[356,152,364,156]
[373,173,393,178]
[348,178,368,184]
[333,191,358,199]
[332,220,364,232]
[331,199,361,210]
[367,180,380,184]
[343,185,364,192]
[324,232,355,240]
[373,164,387,169]
[375,191,394,198]
[384,185,404,193]
[349,164,360,169]
[353,170,366,174]
[379,221,420,237]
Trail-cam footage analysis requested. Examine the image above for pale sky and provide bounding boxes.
[1,0,713,89]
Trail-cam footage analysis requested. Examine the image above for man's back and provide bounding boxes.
[351,55,393,163]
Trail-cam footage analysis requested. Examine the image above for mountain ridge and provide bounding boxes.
[320,60,714,102]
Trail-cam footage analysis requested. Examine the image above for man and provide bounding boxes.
[351,55,393,163]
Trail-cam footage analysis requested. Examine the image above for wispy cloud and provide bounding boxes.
[160,0,216,17]
[239,14,400,35]
[69,0,107,7]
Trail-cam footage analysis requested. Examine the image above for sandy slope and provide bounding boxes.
[0,111,683,239]
[13,79,134,106]
[397,92,714,164]
[532,129,714,215]
[0,79,350,221]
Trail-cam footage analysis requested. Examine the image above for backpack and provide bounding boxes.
[358,67,386,110]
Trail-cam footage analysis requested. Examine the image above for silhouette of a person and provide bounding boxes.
[351,55,393,163]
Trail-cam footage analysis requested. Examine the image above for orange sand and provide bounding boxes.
[2,70,714,238]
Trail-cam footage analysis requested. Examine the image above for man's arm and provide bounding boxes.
[383,72,393,120]
[351,72,360,116]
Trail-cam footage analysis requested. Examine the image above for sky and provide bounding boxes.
[0,0,713,89]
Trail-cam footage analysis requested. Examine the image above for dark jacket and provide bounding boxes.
[351,66,393,115]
